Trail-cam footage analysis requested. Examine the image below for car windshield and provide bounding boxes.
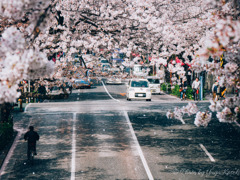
[75,79,88,84]
[148,79,160,84]
[102,65,110,68]
[101,60,108,63]
[131,80,149,87]
[52,86,60,91]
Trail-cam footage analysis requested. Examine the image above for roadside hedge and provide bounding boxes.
[0,122,13,150]
[160,83,167,92]
[186,86,194,100]
[161,83,194,100]
[171,84,181,97]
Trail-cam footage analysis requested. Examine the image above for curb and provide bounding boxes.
[232,122,240,134]
[0,131,18,176]
[161,92,210,102]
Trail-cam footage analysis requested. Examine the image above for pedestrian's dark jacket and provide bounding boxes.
[181,81,187,89]
[24,130,39,144]
[38,85,46,95]
[220,86,226,93]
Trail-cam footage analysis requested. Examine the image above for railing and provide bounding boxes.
[19,92,69,101]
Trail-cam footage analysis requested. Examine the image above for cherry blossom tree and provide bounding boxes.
[0,0,239,126]
[166,0,240,127]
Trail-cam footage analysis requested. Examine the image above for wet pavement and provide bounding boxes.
[1,80,240,179]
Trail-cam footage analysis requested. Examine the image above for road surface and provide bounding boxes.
[1,80,240,179]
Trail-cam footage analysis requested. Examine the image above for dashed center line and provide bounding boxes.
[101,80,120,102]
[24,103,32,112]
[200,144,215,162]
[179,118,186,124]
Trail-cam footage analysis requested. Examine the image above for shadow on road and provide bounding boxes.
[128,111,240,180]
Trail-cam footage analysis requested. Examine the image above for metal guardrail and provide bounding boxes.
[19,92,69,99]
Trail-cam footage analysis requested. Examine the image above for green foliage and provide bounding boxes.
[0,122,13,150]
[186,86,193,100]
[161,83,167,91]
[171,84,181,97]
[161,83,194,100]
[161,83,172,93]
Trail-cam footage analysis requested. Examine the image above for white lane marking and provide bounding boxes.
[235,121,240,127]
[71,113,77,180]
[0,131,22,177]
[24,103,32,112]
[199,144,215,162]
[179,118,185,124]
[101,80,120,102]
[124,111,154,180]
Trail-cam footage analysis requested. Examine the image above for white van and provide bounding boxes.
[147,77,161,94]
[101,63,111,72]
[126,79,151,101]
[133,65,148,77]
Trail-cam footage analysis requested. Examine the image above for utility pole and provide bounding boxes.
[28,80,31,93]
[28,80,31,103]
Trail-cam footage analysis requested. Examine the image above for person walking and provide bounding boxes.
[212,81,219,101]
[220,83,226,100]
[218,84,227,100]
[68,81,73,94]
[192,77,200,101]
[180,78,187,101]
[37,83,46,102]
[24,126,40,160]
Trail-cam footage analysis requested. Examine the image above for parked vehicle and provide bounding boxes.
[101,63,111,72]
[108,67,121,75]
[132,64,148,77]
[82,54,95,63]
[147,77,161,94]
[48,86,63,95]
[126,79,151,101]
[106,76,122,85]
[74,79,91,89]
[100,59,109,64]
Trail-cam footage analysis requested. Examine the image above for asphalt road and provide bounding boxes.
[1,79,240,180]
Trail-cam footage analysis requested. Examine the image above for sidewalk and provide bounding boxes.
[0,102,29,171]
[161,91,209,102]
[167,90,237,102]
[0,132,17,170]
[205,92,237,100]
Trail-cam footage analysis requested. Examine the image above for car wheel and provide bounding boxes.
[146,99,151,101]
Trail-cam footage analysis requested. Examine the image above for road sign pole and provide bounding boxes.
[200,75,203,100]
